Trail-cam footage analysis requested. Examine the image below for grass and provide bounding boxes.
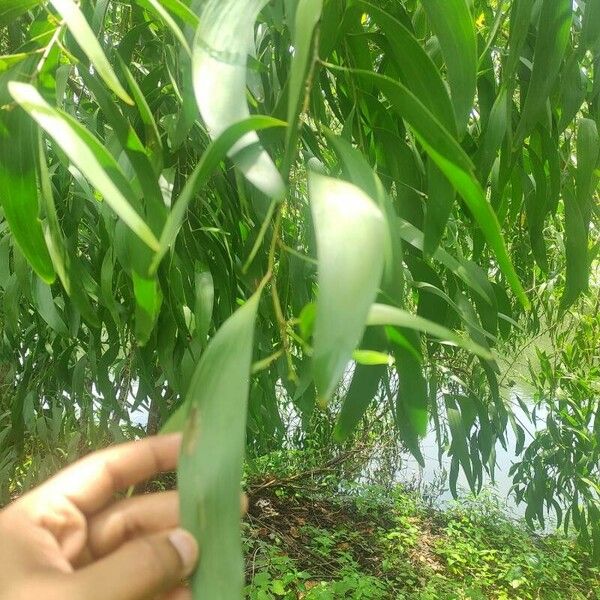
[243,453,600,599]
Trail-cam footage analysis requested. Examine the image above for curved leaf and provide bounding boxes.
[49,0,133,105]
[367,303,493,360]
[192,0,285,198]
[8,82,160,252]
[309,172,386,405]
[515,0,572,143]
[326,64,529,308]
[152,116,286,271]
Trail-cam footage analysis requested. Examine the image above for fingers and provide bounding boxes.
[34,434,182,514]
[162,586,193,600]
[70,528,198,600]
[86,491,179,558]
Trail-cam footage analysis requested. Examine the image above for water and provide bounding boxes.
[389,382,546,517]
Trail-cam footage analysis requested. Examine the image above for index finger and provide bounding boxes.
[32,434,182,514]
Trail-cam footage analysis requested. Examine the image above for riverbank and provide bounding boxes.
[243,469,598,599]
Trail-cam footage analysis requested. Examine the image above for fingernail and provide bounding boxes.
[168,528,198,577]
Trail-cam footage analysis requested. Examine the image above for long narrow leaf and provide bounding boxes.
[152,116,286,271]
[367,303,493,360]
[49,0,133,105]
[420,0,477,133]
[0,109,55,283]
[309,172,386,405]
[9,82,160,252]
[177,286,263,600]
[192,0,285,198]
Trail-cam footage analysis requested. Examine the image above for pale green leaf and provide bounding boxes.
[177,286,263,600]
[192,0,285,198]
[49,0,133,105]
[309,172,386,405]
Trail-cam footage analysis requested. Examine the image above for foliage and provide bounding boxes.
[510,289,600,556]
[243,459,600,599]
[0,0,599,591]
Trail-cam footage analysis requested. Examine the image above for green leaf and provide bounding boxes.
[398,219,493,305]
[446,400,475,492]
[505,0,535,78]
[424,161,454,256]
[8,82,160,252]
[581,0,600,52]
[49,0,133,105]
[477,87,509,181]
[309,172,386,405]
[151,116,286,271]
[194,268,214,345]
[117,57,164,171]
[33,277,69,336]
[420,0,477,133]
[177,286,263,600]
[560,183,589,310]
[334,367,384,441]
[80,71,165,232]
[0,0,37,26]
[132,272,163,345]
[36,133,69,292]
[358,1,456,134]
[515,0,572,143]
[285,0,323,169]
[352,350,394,366]
[134,0,192,55]
[192,0,285,198]
[366,303,493,361]
[325,133,403,304]
[0,109,55,284]
[395,331,428,438]
[326,65,529,309]
[575,117,599,226]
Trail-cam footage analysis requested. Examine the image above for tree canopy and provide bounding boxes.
[1,0,599,594]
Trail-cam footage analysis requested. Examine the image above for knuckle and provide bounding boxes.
[136,534,178,583]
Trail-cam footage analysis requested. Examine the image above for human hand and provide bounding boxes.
[0,434,198,600]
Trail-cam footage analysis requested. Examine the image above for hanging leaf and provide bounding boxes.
[575,118,599,227]
[8,82,160,252]
[32,276,69,336]
[446,399,475,492]
[0,109,55,284]
[334,364,384,441]
[326,65,529,309]
[394,329,428,438]
[285,0,323,170]
[561,183,589,310]
[174,286,263,600]
[420,0,477,133]
[49,0,133,105]
[194,268,214,345]
[152,116,286,271]
[132,273,163,346]
[0,0,37,26]
[515,0,572,143]
[309,172,386,405]
[192,0,285,198]
[424,161,455,256]
[359,1,456,135]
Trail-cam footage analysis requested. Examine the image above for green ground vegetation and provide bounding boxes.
[243,454,599,600]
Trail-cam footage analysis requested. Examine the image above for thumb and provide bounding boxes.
[71,528,198,600]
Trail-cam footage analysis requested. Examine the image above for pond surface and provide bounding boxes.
[376,338,555,526]
[389,382,546,516]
